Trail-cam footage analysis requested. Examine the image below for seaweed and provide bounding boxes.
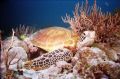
[62,0,120,46]
[14,25,36,40]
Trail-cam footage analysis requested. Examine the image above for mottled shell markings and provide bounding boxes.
[23,48,72,71]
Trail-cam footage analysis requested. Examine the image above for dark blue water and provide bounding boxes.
[0,0,120,36]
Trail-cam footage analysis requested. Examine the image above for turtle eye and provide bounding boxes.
[80,33,86,41]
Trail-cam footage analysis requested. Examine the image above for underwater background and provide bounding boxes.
[0,0,120,37]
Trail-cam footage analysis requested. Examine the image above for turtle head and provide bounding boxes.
[83,31,95,39]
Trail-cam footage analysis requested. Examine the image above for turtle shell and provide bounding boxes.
[30,27,78,52]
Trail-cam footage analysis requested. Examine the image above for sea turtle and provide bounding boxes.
[30,27,79,52]
[23,27,96,71]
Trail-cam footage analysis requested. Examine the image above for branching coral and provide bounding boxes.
[62,0,120,45]
[15,25,36,40]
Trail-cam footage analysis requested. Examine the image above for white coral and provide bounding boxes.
[8,47,27,61]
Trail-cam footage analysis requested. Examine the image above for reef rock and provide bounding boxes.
[94,44,119,61]
[73,47,109,76]
[90,47,108,61]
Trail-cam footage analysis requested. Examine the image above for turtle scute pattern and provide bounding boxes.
[23,48,73,71]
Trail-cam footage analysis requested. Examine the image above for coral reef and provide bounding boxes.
[1,0,120,79]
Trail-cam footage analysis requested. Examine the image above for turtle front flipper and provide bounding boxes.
[23,48,73,71]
